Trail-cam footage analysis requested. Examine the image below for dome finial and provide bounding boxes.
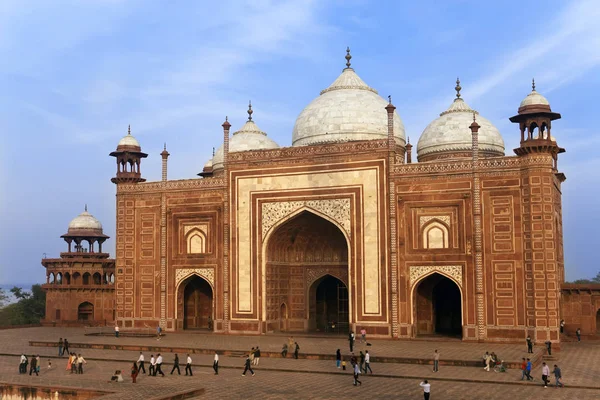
[455,77,462,99]
[128,124,131,135]
[345,47,352,69]
[388,95,392,104]
[247,100,253,121]
[163,142,166,151]
[212,147,215,157]
[85,204,88,212]
[532,78,536,91]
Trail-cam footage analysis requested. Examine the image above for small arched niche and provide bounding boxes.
[186,228,207,254]
[423,221,449,249]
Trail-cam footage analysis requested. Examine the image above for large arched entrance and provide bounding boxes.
[265,211,349,333]
[183,276,213,330]
[78,302,94,321]
[414,273,462,337]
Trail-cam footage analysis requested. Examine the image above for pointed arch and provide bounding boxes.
[64,272,71,285]
[421,219,449,249]
[186,228,207,254]
[82,272,91,285]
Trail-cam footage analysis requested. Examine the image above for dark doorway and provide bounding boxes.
[279,303,288,332]
[596,309,600,334]
[310,275,349,333]
[415,273,462,337]
[78,302,93,321]
[184,276,213,330]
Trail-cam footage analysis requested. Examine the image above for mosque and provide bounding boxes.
[42,49,571,343]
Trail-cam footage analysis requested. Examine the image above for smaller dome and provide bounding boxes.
[116,125,141,151]
[212,104,280,171]
[204,158,213,169]
[68,206,103,233]
[519,79,550,108]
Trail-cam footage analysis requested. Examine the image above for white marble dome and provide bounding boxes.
[520,90,550,108]
[417,93,505,161]
[292,65,406,147]
[68,207,103,232]
[116,125,141,150]
[212,118,279,171]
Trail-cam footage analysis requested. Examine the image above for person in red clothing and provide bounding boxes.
[520,358,527,380]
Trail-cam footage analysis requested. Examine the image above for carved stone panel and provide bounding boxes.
[409,265,463,288]
[175,268,215,289]
[261,198,351,241]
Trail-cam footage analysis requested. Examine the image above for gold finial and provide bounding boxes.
[128,125,131,135]
[345,47,352,68]
[532,78,536,91]
[247,100,253,121]
[85,204,88,212]
[455,77,462,99]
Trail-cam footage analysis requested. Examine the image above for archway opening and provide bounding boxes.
[415,273,462,337]
[78,302,94,321]
[596,309,600,334]
[183,276,213,330]
[309,275,349,333]
[265,210,349,333]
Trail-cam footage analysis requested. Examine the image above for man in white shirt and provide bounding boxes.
[185,354,193,376]
[137,352,146,374]
[149,354,156,376]
[542,362,550,388]
[213,352,219,375]
[420,380,431,400]
[155,353,165,376]
[364,351,373,374]
[114,325,119,338]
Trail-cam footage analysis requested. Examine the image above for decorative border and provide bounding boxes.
[409,265,463,288]
[419,215,450,228]
[175,268,215,288]
[305,267,348,289]
[261,198,351,241]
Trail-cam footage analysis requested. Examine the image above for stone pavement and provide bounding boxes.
[1,327,599,399]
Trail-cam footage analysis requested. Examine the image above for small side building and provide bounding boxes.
[561,284,600,338]
[41,206,116,325]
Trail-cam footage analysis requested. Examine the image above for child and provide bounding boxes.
[342,360,347,370]
[47,359,52,369]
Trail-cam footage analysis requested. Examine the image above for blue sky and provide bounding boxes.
[1,0,599,285]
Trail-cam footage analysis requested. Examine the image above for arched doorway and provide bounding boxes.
[309,275,349,333]
[265,211,349,333]
[78,302,94,321]
[183,276,213,330]
[414,273,462,337]
[596,309,600,334]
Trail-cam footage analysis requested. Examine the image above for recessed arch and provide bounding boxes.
[92,272,101,285]
[72,272,81,285]
[411,272,463,337]
[421,220,449,249]
[308,274,349,333]
[64,272,71,285]
[82,272,91,285]
[261,210,350,333]
[178,274,213,330]
[78,302,94,321]
[186,228,207,254]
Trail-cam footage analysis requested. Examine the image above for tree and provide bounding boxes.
[592,271,600,283]
[0,289,8,309]
[0,284,45,326]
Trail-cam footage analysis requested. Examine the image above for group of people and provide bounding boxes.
[130,351,217,383]
[58,338,70,357]
[19,354,45,375]
[482,351,504,372]
[347,328,368,352]
[281,337,300,359]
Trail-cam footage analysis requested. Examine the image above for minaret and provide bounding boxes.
[109,125,148,184]
[161,143,169,182]
[222,116,231,332]
[405,137,413,164]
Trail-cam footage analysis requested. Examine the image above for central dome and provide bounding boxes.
[292,49,406,147]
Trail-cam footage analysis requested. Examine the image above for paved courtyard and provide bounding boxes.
[1,327,599,399]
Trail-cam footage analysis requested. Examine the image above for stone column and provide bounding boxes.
[222,117,231,332]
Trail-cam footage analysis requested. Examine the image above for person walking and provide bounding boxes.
[186,354,193,376]
[149,354,156,376]
[359,351,365,373]
[364,351,373,374]
[77,354,87,374]
[484,353,492,371]
[170,354,180,375]
[137,352,146,374]
[542,362,550,388]
[545,340,552,356]
[576,328,581,342]
[433,349,440,372]
[249,347,255,365]
[19,354,27,374]
[156,325,162,341]
[212,352,218,375]
[526,335,533,353]
[560,319,565,334]
[353,362,362,386]
[131,362,139,383]
[336,349,342,368]
[58,338,64,357]
[114,324,120,338]
[520,358,527,380]
[348,331,355,352]
[253,347,261,366]
[29,355,38,376]
[35,355,40,374]
[553,364,563,387]
[294,342,300,359]
[155,354,165,376]
[63,338,69,355]
[525,358,533,381]
[281,343,288,358]
[242,355,255,376]
[420,379,431,400]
